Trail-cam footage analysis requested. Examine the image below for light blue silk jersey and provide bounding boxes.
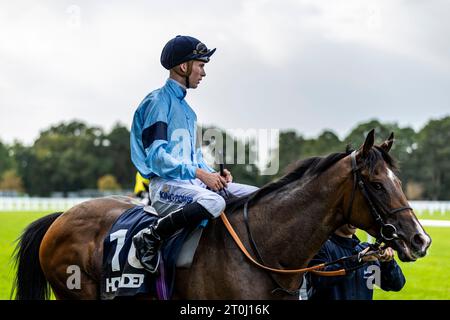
[130,79,214,180]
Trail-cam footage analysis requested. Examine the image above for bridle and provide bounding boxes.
[345,150,412,245]
[220,149,412,296]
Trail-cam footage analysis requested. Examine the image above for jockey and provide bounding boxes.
[130,35,258,273]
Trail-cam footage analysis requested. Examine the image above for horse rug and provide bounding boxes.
[100,205,205,300]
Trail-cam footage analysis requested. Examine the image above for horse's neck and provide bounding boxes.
[189,159,351,298]
[247,161,349,270]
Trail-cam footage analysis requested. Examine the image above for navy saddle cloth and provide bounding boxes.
[101,205,193,300]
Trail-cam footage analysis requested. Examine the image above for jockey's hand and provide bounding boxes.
[223,169,233,183]
[196,169,228,191]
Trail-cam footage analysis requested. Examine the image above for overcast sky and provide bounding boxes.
[0,0,449,145]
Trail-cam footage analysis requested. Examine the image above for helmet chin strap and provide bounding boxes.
[184,60,193,89]
[173,61,194,89]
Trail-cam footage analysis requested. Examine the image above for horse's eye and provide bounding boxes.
[372,182,383,191]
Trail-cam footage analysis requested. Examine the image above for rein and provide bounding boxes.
[219,150,410,295]
[220,212,379,294]
[221,212,348,275]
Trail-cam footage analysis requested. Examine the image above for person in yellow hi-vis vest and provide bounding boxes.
[134,172,150,205]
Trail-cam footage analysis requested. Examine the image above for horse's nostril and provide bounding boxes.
[412,233,426,249]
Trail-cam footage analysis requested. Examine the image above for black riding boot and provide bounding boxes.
[133,202,212,273]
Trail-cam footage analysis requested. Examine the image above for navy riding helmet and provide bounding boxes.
[160,35,216,70]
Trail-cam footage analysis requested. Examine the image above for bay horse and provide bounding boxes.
[12,130,431,299]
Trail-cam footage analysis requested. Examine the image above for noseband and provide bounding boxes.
[346,151,412,243]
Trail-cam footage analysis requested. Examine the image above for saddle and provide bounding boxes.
[100,205,206,300]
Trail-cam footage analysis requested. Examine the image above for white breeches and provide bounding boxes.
[149,177,258,218]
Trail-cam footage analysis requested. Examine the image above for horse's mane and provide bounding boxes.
[225,145,396,213]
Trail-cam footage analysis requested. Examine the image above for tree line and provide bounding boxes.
[0,116,449,200]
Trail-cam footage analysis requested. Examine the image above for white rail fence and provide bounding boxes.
[0,197,449,214]
[0,197,93,211]
[410,201,450,217]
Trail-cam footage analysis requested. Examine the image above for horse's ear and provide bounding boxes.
[380,132,394,153]
[361,129,375,158]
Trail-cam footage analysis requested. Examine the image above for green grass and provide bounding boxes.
[414,210,450,220]
[0,211,53,299]
[1,211,449,300]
